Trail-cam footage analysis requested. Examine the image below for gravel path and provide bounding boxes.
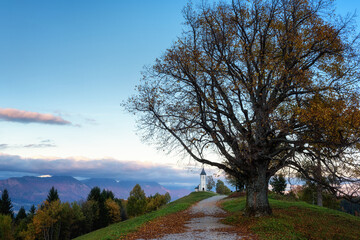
[146,195,246,240]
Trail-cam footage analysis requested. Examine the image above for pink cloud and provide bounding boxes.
[0,108,71,125]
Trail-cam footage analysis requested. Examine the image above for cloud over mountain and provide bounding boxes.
[0,153,199,186]
[0,108,71,125]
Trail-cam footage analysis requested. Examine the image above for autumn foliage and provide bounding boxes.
[0,185,171,239]
[125,0,360,216]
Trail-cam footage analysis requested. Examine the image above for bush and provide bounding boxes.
[298,182,340,209]
[216,180,231,194]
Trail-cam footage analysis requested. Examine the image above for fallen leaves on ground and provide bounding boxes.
[123,208,258,240]
[123,210,198,239]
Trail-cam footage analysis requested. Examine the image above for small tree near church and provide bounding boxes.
[270,174,287,195]
[216,180,231,195]
[207,176,215,191]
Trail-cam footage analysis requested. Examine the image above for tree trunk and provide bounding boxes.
[316,159,323,207]
[316,184,323,207]
[245,166,272,217]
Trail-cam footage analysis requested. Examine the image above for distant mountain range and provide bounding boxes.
[0,176,191,212]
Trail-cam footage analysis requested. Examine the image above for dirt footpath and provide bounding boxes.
[127,195,257,240]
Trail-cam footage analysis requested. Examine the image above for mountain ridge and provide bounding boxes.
[0,175,191,211]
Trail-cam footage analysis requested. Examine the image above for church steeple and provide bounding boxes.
[200,166,207,191]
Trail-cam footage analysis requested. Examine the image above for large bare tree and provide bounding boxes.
[125,0,360,216]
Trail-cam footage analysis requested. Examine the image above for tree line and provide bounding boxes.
[0,184,170,240]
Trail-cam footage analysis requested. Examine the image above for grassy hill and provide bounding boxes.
[221,194,360,240]
[75,191,360,240]
[74,191,216,240]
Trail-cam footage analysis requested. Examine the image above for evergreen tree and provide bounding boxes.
[15,206,27,223]
[46,186,60,203]
[27,204,36,222]
[0,189,13,218]
[68,202,86,238]
[270,174,287,195]
[87,187,101,202]
[101,189,115,200]
[14,206,29,240]
[29,204,36,215]
[99,189,111,228]
[86,187,114,229]
[80,200,98,232]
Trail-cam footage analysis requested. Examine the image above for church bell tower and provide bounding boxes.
[200,167,207,191]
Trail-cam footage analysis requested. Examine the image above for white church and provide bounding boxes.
[194,167,207,192]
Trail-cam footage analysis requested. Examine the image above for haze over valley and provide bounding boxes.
[0,175,191,212]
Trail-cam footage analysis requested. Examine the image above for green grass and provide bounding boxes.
[221,195,360,240]
[74,191,216,240]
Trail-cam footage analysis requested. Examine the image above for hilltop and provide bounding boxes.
[221,194,360,240]
[75,192,360,240]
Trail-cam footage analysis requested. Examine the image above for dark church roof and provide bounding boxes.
[200,168,206,175]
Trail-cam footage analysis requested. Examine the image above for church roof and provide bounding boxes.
[200,168,206,175]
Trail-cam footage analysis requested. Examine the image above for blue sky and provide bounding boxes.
[0,0,187,160]
[0,0,359,187]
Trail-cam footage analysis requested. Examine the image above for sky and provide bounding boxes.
[0,0,359,188]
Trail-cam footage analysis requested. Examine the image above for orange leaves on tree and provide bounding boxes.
[295,94,360,147]
[105,198,121,224]
[32,200,62,240]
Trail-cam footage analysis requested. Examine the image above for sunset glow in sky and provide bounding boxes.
[0,0,359,187]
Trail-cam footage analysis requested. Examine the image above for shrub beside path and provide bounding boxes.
[126,195,257,240]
